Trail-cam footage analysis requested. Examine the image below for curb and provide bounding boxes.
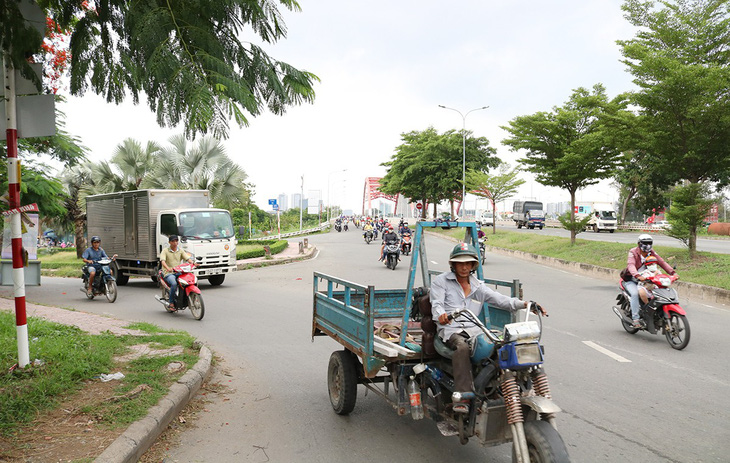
[94,344,213,463]
[236,244,317,270]
[426,230,730,307]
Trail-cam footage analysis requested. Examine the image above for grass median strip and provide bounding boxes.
[434,228,730,290]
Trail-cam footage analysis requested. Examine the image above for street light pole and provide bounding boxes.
[439,104,489,216]
[327,169,347,224]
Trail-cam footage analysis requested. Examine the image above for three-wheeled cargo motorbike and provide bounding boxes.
[312,221,569,462]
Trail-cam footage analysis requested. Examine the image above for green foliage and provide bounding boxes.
[236,240,288,259]
[617,0,730,254]
[557,211,592,237]
[666,183,715,254]
[465,163,524,233]
[380,127,499,217]
[23,0,320,139]
[0,162,67,220]
[502,84,624,244]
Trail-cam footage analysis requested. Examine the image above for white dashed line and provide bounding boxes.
[582,341,632,363]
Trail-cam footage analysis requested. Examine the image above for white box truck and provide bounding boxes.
[86,189,237,286]
[574,201,618,233]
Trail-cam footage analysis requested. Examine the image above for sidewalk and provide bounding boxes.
[0,238,318,463]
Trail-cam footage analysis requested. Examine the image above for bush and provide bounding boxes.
[236,240,288,259]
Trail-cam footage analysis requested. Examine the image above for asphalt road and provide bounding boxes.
[491,221,730,254]
[8,230,730,462]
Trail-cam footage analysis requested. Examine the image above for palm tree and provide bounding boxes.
[59,165,95,258]
[91,138,161,193]
[148,134,251,208]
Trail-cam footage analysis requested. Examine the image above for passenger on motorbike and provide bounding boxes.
[623,234,677,328]
[81,236,117,297]
[379,225,399,261]
[159,235,195,311]
[430,243,547,413]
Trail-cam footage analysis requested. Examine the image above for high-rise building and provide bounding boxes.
[277,193,288,211]
[291,193,302,211]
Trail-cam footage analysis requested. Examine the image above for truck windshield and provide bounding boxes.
[180,211,234,239]
[599,211,616,219]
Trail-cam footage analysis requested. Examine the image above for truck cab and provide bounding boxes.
[158,208,237,284]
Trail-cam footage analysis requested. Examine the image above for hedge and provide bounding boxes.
[236,240,288,259]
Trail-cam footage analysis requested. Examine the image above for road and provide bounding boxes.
[490,221,730,254]
[8,230,730,462]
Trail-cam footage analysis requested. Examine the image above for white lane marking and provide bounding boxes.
[582,341,632,363]
[431,260,439,265]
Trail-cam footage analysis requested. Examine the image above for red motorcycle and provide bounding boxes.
[612,273,690,350]
[155,262,205,320]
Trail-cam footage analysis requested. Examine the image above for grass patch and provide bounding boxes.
[432,228,730,290]
[36,249,80,278]
[0,311,197,435]
[236,240,288,259]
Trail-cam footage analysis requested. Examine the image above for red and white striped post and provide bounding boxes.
[3,57,30,368]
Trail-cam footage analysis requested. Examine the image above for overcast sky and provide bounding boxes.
[61,0,639,213]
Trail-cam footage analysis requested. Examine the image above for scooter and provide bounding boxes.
[363,229,374,244]
[400,234,412,256]
[478,238,486,264]
[81,258,117,303]
[612,273,690,350]
[383,239,401,270]
[155,262,205,320]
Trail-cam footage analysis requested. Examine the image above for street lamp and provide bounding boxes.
[327,169,347,223]
[439,104,489,216]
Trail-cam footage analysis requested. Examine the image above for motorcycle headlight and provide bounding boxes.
[179,279,189,287]
[498,342,543,370]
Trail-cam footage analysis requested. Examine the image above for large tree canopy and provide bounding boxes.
[1,0,319,139]
[502,84,623,244]
[618,0,730,254]
[379,127,499,218]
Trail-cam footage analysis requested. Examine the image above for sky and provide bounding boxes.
[60,0,639,214]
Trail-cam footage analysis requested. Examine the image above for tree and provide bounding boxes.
[380,127,499,218]
[59,164,95,257]
[1,1,319,139]
[465,163,525,234]
[91,138,161,193]
[146,135,252,209]
[666,182,715,257]
[617,0,730,254]
[501,84,622,244]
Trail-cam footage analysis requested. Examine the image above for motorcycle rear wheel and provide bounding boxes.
[513,420,571,463]
[188,292,205,320]
[388,254,397,270]
[665,313,690,350]
[105,281,117,303]
[619,299,638,334]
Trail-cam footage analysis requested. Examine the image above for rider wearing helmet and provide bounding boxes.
[623,234,677,327]
[430,242,547,413]
[379,224,400,261]
[81,236,117,297]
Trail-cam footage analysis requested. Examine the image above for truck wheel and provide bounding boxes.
[593,224,598,233]
[116,272,129,286]
[513,420,570,463]
[328,350,358,415]
[208,274,225,286]
[517,224,522,229]
[609,229,615,233]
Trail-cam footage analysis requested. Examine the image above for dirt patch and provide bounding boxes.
[0,378,124,463]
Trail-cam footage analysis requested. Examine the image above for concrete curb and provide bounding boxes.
[236,244,317,270]
[425,230,730,307]
[94,344,213,463]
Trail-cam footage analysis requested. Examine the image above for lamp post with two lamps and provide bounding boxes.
[438,104,489,216]
[327,169,347,224]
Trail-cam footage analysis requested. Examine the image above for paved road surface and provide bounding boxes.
[9,231,730,462]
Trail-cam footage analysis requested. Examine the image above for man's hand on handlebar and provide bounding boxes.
[438,313,451,325]
[529,301,548,317]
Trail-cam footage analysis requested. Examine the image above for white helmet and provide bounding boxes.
[638,234,653,252]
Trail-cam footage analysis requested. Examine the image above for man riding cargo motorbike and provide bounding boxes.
[430,243,548,413]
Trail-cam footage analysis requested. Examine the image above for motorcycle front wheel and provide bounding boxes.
[665,313,690,350]
[188,292,205,320]
[105,280,117,303]
[514,420,571,463]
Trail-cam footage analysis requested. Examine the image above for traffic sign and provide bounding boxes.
[272,204,279,211]
[416,202,423,210]
[268,199,277,205]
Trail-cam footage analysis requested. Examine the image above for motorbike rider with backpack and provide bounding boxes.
[81,236,117,297]
[622,234,677,328]
[430,243,547,413]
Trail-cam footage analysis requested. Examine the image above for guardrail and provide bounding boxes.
[249,223,329,241]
